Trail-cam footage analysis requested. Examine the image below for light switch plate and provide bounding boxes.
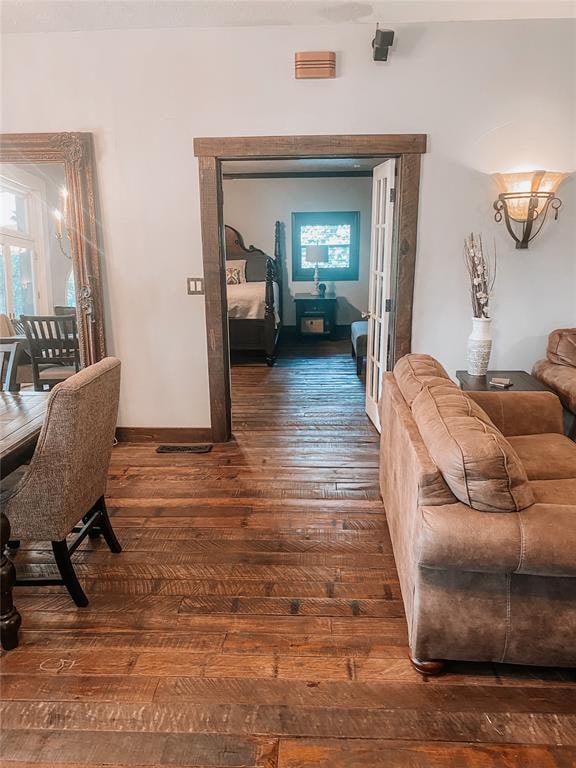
[187,278,205,295]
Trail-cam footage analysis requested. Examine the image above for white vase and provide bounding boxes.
[467,317,492,376]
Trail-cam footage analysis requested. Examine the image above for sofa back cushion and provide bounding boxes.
[394,354,453,405]
[411,384,535,512]
[547,328,576,367]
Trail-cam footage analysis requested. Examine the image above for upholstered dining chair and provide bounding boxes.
[1,357,122,606]
[21,314,80,391]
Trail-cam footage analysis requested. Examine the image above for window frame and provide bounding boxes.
[0,168,52,316]
[291,210,360,282]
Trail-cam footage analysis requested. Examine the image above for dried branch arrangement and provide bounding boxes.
[464,233,496,319]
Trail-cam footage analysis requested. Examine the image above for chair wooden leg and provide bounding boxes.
[409,652,446,676]
[356,354,364,376]
[1,513,21,650]
[51,540,88,607]
[95,497,122,554]
[83,512,101,539]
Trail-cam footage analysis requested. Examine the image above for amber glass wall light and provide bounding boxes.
[493,170,567,249]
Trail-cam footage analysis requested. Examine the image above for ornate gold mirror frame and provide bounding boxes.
[0,132,106,364]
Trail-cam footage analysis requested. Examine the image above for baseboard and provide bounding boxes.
[115,427,213,443]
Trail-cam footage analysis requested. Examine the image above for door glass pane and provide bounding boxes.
[0,186,28,234]
[0,250,7,314]
[10,246,35,315]
[377,227,384,273]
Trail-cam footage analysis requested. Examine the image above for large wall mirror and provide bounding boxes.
[0,132,105,367]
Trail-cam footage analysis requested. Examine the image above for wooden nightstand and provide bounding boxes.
[294,294,337,339]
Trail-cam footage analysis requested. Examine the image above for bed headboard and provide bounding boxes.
[224,225,270,282]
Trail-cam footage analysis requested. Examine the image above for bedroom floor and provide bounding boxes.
[1,339,575,766]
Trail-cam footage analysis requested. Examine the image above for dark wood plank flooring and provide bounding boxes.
[2,340,575,767]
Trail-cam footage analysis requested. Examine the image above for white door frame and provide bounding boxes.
[365,159,396,432]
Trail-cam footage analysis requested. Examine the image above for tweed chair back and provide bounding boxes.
[3,357,121,541]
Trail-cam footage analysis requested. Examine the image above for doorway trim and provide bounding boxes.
[194,133,427,442]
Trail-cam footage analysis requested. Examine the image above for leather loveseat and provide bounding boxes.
[533,328,576,439]
[379,354,576,674]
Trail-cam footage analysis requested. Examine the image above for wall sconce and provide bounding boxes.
[493,170,567,249]
[53,186,72,259]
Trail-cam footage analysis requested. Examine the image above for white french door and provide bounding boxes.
[365,159,396,432]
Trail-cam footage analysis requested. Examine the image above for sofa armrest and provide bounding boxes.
[466,390,563,436]
[419,502,576,577]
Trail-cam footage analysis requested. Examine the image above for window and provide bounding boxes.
[0,177,37,316]
[292,211,360,282]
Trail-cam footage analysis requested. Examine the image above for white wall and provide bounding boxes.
[223,176,373,325]
[2,19,574,427]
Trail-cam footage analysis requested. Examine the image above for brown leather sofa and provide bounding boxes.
[533,328,576,439]
[379,354,576,675]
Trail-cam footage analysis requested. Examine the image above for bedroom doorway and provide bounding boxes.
[194,134,427,441]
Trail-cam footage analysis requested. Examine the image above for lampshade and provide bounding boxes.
[493,171,567,222]
[305,244,329,264]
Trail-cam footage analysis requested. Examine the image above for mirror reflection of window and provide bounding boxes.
[66,269,76,307]
[0,177,37,315]
[0,162,69,318]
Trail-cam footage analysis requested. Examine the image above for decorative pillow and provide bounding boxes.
[394,354,454,406]
[547,328,576,368]
[226,259,247,285]
[411,384,534,513]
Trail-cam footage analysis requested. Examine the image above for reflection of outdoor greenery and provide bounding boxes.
[66,271,76,307]
[301,224,351,269]
[0,254,6,314]
[10,248,35,315]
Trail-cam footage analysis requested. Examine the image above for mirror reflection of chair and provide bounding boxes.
[0,342,20,391]
[21,315,80,391]
[1,358,123,607]
[53,306,76,316]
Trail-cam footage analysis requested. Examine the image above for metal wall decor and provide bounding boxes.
[295,51,336,79]
[493,170,567,249]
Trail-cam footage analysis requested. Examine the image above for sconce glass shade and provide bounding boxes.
[493,170,567,249]
[493,171,567,221]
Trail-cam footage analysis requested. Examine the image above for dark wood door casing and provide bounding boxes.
[194,134,427,442]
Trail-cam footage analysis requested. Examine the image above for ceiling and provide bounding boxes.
[222,157,384,175]
[2,0,574,34]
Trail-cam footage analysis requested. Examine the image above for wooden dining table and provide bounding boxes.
[1,390,49,651]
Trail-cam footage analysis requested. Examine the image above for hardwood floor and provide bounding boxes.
[2,339,575,767]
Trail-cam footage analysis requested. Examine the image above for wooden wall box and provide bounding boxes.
[295,51,336,79]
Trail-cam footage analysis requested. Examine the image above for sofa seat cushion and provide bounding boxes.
[394,354,453,406]
[351,321,368,357]
[419,501,576,577]
[547,328,576,367]
[412,385,534,512]
[533,358,576,413]
[508,433,576,480]
[530,478,576,505]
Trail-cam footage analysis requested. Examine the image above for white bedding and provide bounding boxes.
[227,281,280,325]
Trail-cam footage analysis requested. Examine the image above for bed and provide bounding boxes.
[225,222,282,366]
